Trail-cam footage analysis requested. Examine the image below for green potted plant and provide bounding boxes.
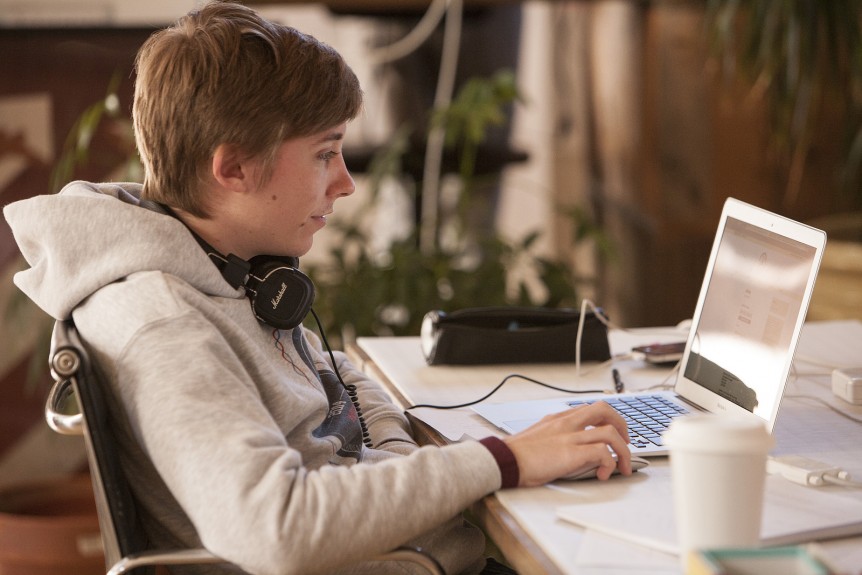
[306,71,607,346]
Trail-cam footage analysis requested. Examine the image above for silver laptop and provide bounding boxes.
[472,198,827,456]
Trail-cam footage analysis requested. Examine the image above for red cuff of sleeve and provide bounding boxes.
[479,436,519,489]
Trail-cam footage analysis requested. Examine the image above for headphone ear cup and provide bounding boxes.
[246,260,315,329]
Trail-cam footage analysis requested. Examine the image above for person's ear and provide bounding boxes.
[211,144,256,193]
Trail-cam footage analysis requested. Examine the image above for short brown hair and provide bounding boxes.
[133,0,363,217]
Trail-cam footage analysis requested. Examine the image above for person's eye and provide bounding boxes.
[319,150,339,162]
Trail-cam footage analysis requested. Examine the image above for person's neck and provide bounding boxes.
[172,208,253,261]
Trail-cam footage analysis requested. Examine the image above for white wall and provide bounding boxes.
[497,2,555,254]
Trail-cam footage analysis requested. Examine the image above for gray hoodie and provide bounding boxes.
[4,181,498,575]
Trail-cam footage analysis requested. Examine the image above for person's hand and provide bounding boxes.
[502,402,631,487]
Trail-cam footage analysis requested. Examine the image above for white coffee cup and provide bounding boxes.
[663,414,774,562]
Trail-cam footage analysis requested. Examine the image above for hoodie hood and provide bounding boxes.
[3,181,241,320]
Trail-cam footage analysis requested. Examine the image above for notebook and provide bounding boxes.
[472,198,827,455]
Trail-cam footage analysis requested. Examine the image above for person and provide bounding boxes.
[3,2,632,574]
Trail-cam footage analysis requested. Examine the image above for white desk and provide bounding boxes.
[349,321,862,575]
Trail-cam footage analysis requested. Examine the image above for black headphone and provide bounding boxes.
[141,200,374,446]
[142,200,314,329]
[198,246,316,330]
[158,205,375,448]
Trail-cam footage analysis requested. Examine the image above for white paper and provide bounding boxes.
[556,465,862,555]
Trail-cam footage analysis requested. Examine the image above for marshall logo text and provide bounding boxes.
[271,282,287,310]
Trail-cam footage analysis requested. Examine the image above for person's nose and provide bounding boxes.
[330,156,355,199]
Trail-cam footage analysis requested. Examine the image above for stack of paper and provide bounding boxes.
[556,465,862,555]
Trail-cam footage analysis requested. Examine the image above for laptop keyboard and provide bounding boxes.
[566,395,690,449]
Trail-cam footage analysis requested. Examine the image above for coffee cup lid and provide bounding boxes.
[663,414,774,453]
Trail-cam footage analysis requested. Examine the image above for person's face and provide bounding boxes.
[247,122,355,257]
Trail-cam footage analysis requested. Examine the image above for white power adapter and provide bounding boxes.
[767,455,849,486]
[832,367,862,405]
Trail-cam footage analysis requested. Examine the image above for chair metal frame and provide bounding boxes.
[45,319,444,575]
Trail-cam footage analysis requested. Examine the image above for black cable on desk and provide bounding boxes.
[407,373,608,410]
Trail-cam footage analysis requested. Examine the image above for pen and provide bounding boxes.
[612,368,625,393]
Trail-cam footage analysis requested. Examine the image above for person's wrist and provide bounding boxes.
[479,436,520,489]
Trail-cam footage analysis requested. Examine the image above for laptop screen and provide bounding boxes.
[675,200,826,430]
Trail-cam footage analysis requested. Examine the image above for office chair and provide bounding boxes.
[45,319,445,575]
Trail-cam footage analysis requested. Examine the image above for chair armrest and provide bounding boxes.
[379,546,445,575]
[45,376,84,436]
[107,548,226,575]
[108,546,444,575]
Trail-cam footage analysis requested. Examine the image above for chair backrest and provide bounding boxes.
[47,319,149,568]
